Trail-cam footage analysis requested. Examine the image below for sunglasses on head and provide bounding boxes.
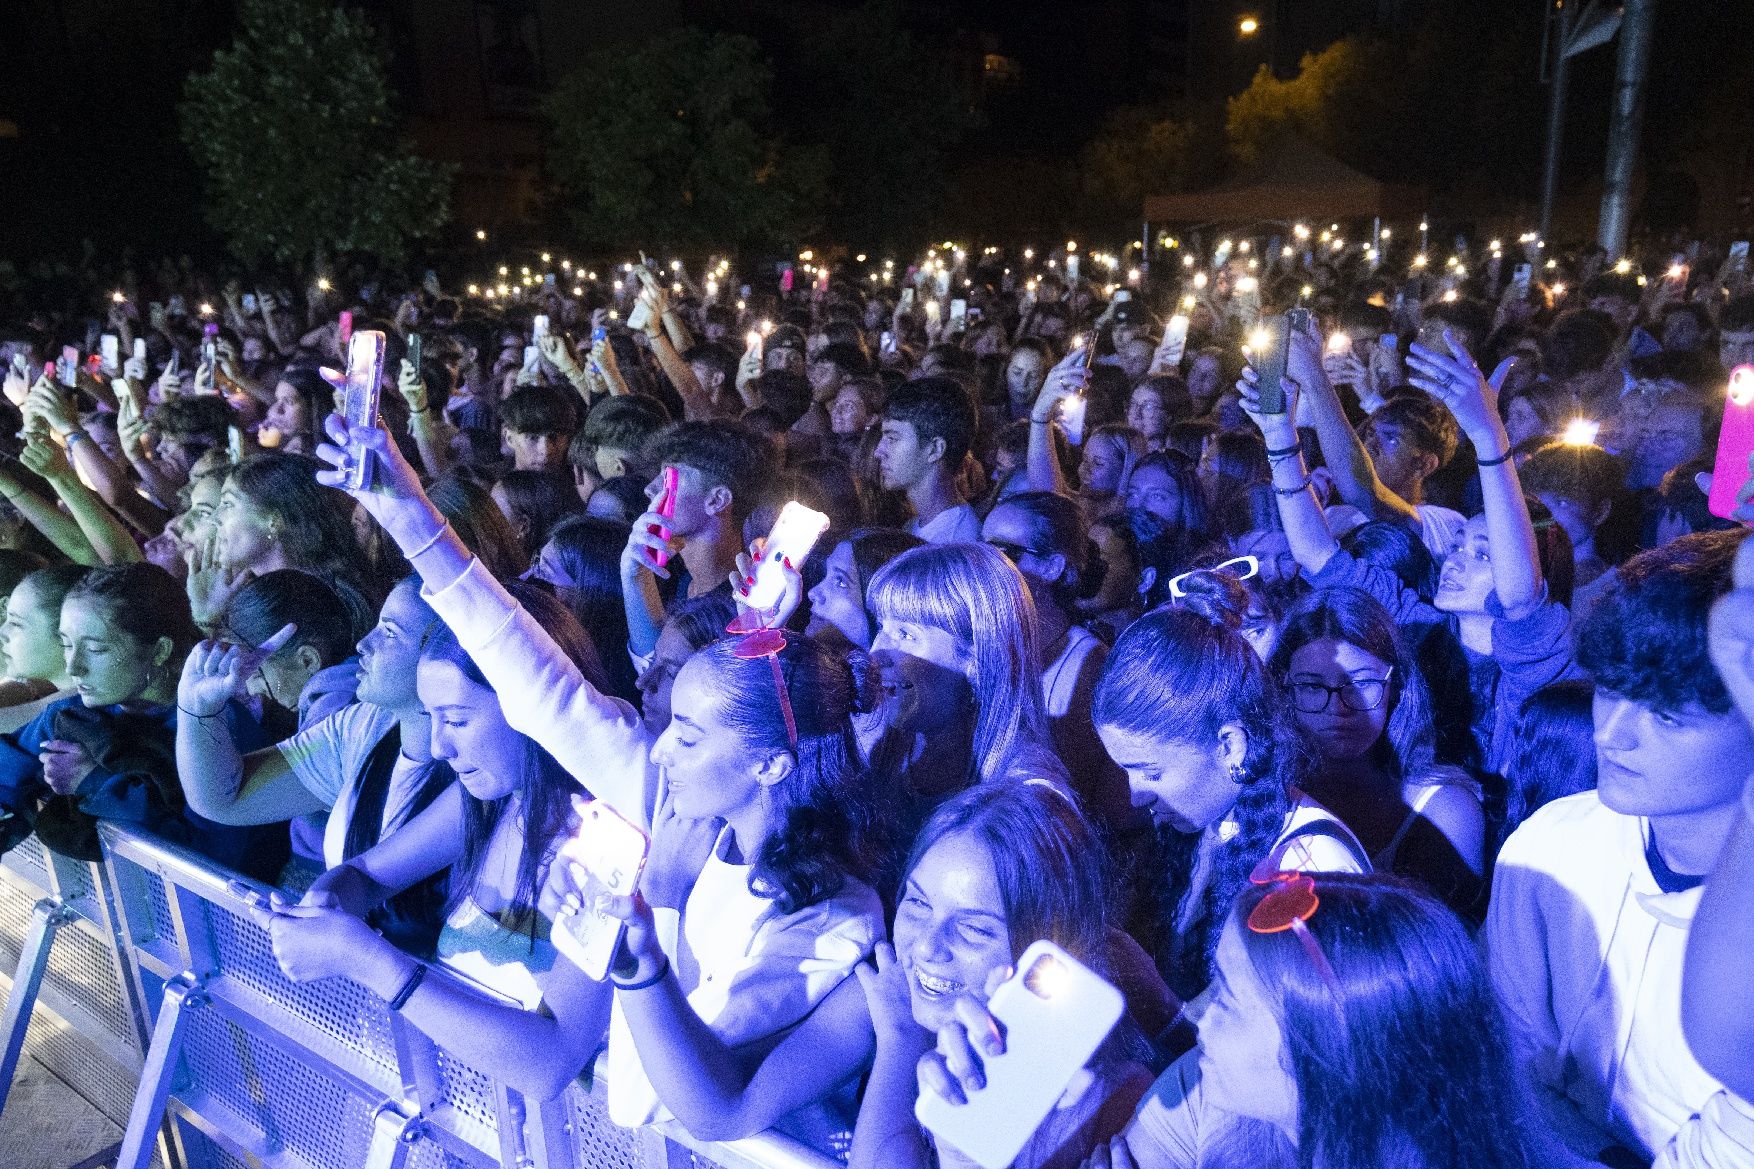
[1248,872,1340,997]
[1167,554,1259,600]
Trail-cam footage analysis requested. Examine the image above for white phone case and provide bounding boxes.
[745,502,831,612]
[914,941,1124,1169]
[551,801,650,982]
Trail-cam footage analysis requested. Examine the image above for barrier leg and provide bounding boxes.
[0,897,75,1114]
[115,977,205,1169]
[362,1101,420,1169]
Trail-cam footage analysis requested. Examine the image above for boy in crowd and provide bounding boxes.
[874,377,982,544]
[1487,529,1754,1169]
[501,385,578,473]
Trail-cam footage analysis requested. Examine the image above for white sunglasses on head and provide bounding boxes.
[1167,554,1260,600]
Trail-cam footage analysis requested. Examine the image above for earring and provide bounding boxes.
[1229,761,1248,784]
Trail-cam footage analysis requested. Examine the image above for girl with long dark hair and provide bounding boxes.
[1093,601,1367,999]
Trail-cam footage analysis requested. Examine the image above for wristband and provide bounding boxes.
[178,704,224,720]
[65,430,86,447]
[1030,414,1054,425]
[387,963,426,1011]
[1266,442,1302,460]
[611,955,670,992]
[1475,449,1514,468]
[1273,476,1314,497]
[404,523,450,560]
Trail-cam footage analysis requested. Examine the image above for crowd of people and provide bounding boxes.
[1,228,1754,1168]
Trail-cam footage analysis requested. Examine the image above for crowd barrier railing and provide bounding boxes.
[0,830,161,1160]
[89,823,842,1169]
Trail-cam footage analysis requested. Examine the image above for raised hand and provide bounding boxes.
[1711,532,1754,731]
[621,510,680,581]
[177,625,297,718]
[312,412,428,535]
[914,965,1012,1106]
[185,531,251,629]
[727,536,803,629]
[538,332,584,380]
[24,377,77,438]
[396,359,429,415]
[854,942,921,1046]
[1234,365,1301,448]
[20,432,73,485]
[637,793,720,911]
[1406,330,1503,444]
[1032,348,1090,422]
[247,890,385,984]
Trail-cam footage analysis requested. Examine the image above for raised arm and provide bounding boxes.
[1300,331,1419,525]
[0,457,99,565]
[312,415,654,818]
[1235,332,1341,576]
[175,631,324,825]
[394,358,453,478]
[1407,337,1543,618]
[1687,532,1754,1099]
[1025,350,1085,495]
[20,435,143,566]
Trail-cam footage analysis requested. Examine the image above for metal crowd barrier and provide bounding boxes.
[0,832,163,1165]
[55,823,844,1169]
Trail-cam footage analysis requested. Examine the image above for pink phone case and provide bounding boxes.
[650,466,679,569]
[1709,366,1754,521]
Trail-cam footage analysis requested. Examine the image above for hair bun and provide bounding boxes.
[1169,570,1247,631]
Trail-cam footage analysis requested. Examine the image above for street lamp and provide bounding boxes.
[1238,15,1260,36]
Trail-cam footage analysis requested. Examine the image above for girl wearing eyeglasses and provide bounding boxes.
[1092,602,1367,1001]
[1268,587,1485,914]
[1083,873,1544,1169]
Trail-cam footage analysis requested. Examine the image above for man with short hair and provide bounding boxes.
[875,377,981,544]
[1487,530,1754,1169]
[500,385,577,472]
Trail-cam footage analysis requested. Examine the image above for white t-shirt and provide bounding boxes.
[278,703,435,869]
[908,502,982,545]
[1487,791,1754,1167]
[605,825,884,1129]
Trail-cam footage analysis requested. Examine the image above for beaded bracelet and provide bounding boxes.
[1273,476,1314,497]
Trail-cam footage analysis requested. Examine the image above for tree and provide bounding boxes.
[1225,37,1383,169]
[793,2,977,250]
[544,28,824,252]
[179,0,452,266]
[1079,104,1196,222]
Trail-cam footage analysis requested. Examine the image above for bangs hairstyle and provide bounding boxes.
[692,635,882,914]
[867,543,1052,786]
[1234,874,1536,1169]
[418,582,609,929]
[903,781,1108,972]
[1576,527,1746,715]
[1269,588,1441,784]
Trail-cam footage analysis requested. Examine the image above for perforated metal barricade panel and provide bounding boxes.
[565,1080,646,1169]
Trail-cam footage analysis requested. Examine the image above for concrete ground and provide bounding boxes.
[0,1055,122,1169]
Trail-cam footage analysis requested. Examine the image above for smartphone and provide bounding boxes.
[341,330,387,491]
[1058,392,1088,446]
[201,322,219,370]
[1709,365,1754,521]
[899,287,915,312]
[949,298,968,327]
[745,329,764,358]
[1512,264,1533,296]
[241,292,257,315]
[914,941,1124,1169]
[550,800,651,982]
[533,314,550,342]
[115,378,136,418]
[880,330,897,355]
[1159,314,1190,369]
[650,466,679,570]
[1112,289,1132,304]
[57,346,78,388]
[522,344,540,372]
[100,334,120,375]
[338,310,354,354]
[406,333,422,374]
[626,298,653,333]
[745,502,831,612]
[227,425,244,465]
[1732,241,1750,268]
[924,301,941,323]
[1252,314,1292,415]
